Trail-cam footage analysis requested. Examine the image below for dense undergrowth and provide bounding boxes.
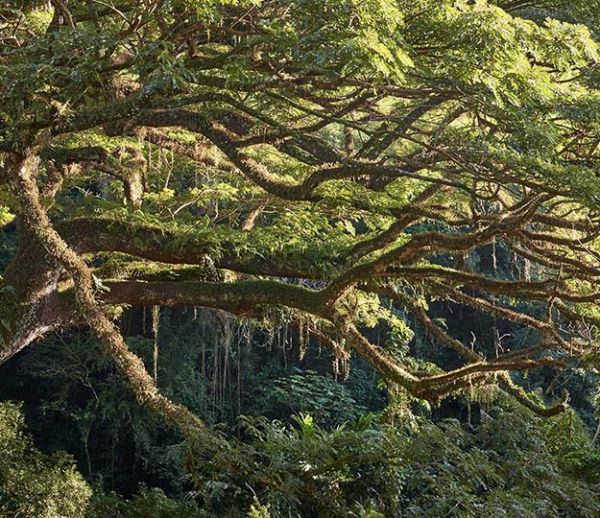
[1,314,600,517]
[2,396,600,517]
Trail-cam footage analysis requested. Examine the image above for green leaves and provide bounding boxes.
[253,370,365,427]
[0,402,93,518]
[257,0,413,80]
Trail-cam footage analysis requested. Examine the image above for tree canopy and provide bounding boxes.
[2,0,600,476]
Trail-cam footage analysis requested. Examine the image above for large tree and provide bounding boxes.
[2,0,600,445]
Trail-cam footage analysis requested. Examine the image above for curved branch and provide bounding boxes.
[498,374,569,417]
[11,152,217,445]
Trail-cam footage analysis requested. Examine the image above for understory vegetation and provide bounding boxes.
[2,349,600,517]
[2,308,600,516]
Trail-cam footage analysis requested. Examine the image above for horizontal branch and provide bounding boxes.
[100,279,326,316]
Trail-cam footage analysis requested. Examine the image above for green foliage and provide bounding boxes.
[247,497,271,518]
[3,1,600,516]
[2,306,600,517]
[88,487,210,518]
[198,412,401,516]
[251,370,365,427]
[400,404,600,517]
[14,329,203,493]
[0,401,92,518]
[191,402,600,517]
[543,409,600,484]
[0,401,214,517]
[260,0,412,80]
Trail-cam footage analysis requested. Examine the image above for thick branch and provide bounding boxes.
[11,152,217,445]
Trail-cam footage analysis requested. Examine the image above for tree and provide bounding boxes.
[1,0,600,448]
